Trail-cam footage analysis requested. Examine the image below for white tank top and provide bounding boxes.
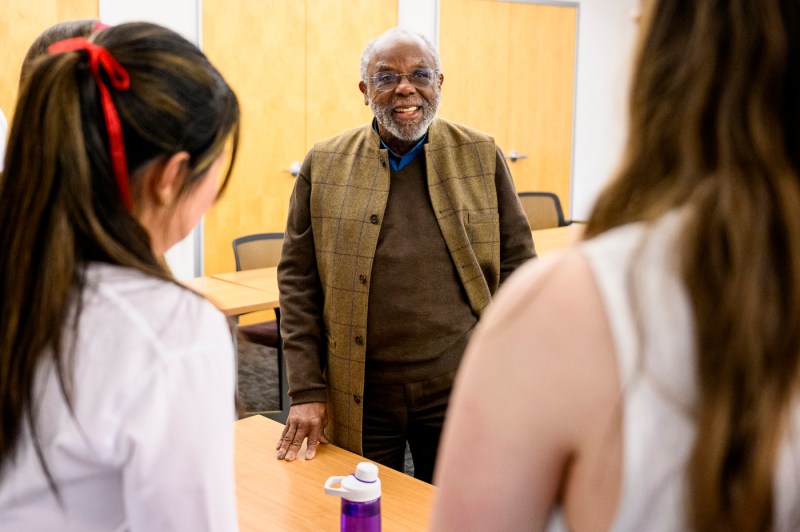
[550,212,800,531]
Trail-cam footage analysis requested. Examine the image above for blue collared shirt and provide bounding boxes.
[372,118,428,171]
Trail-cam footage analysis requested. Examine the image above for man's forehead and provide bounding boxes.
[368,34,434,67]
[372,56,429,71]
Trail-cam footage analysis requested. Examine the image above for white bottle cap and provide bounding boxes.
[355,462,379,482]
[324,461,382,502]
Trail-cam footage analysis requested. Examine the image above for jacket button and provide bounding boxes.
[355,336,364,345]
[359,274,367,284]
[353,394,362,404]
[370,214,379,224]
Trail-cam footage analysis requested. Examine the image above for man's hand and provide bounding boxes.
[276,402,329,461]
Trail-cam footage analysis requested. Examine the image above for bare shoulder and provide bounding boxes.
[457,248,619,444]
[474,249,612,362]
[433,249,621,530]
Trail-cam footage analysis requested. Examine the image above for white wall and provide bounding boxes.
[99,0,202,279]
[99,0,200,45]
[571,0,638,219]
[399,0,440,46]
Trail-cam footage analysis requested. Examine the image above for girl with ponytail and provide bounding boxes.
[0,22,240,531]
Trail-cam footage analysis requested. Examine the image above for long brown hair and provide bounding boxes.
[0,22,239,494]
[586,1,800,529]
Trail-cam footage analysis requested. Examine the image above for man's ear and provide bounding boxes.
[147,151,191,206]
[359,81,369,105]
[438,72,444,90]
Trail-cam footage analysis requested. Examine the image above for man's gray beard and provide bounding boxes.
[370,91,440,143]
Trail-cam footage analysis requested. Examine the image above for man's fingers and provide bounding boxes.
[276,424,300,459]
[284,434,307,461]
[275,403,328,461]
[305,437,319,460]
[305,427,327,459]
[276,424,292,451]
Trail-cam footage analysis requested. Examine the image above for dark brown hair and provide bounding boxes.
[586,1,800,530]
[0,22,239,495]
[19,19,99,87]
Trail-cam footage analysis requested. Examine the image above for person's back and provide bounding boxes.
[431,0,800,530]
[0,264,235,530]
[0,22,242,530]
[579,212,800,530]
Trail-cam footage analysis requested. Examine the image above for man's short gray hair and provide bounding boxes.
[359,27,441,83]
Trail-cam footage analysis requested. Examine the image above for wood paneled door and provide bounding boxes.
[438,0,577,216]
[201,0,397,275]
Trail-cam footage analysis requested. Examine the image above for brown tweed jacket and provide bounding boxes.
[278,117,534,454]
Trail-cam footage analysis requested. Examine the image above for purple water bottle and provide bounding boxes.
[324,461,382,532]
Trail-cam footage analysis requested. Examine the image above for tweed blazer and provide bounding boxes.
[278,117,534,453]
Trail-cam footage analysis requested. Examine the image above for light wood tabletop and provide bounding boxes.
[531,224,584,256]
[235,415,436,531]
[213,266,279,297]
[181,276,279,316]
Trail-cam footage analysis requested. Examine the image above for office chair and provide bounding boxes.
[232,232,288,422]
[517,191,571,230]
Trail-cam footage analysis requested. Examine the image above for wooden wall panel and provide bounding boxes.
[508,3,576,215]
[202,1,307,275]
[202,0,397,275]
[0,0,98,126]
[438,0,577,217]
[437,0,511,150]
[57,0,97,20]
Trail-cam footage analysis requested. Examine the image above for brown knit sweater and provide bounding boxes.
[365,154,476,383]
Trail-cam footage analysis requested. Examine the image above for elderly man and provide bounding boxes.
[276,26,535,482]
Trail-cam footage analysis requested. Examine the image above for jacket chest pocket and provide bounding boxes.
[466,212,499,245]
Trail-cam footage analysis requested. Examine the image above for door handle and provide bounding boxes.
[507,150,529,163]
[288,161,301,177]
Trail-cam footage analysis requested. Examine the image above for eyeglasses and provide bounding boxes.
[367,68,438,92]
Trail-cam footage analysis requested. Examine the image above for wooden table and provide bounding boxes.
[236,415,436,531]
[181,276,279,316]
[212,266,279,297]
[531,224,584,256]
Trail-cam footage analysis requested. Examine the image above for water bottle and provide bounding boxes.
[324,461,382,532]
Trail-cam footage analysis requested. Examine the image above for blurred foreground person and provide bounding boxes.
[432,1,800,530]
[0,22,241,531]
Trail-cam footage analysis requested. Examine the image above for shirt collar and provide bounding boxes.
[372,118,428,171]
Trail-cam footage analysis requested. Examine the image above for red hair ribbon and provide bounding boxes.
[48,37,132,211]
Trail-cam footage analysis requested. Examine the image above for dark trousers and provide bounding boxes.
[361,370,456,484]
